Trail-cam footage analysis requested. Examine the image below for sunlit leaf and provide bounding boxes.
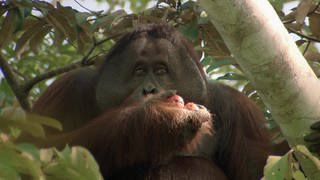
[264,145,320,180]
[0,143,42,178]
[16,143,40,162]
[26,113,62,131]
[1,106,26,122]
[206,57,236,73]
[40,148,55,164]
[293,146,320,179]
[44,146,103,180]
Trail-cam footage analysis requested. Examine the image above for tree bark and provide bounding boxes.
[198,0,320,147]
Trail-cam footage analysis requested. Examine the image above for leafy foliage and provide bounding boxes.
[0,0,318,108]
[1,0,320,179]
[0,106,102,179]
[0,141,103,179]
[264,145,320,180]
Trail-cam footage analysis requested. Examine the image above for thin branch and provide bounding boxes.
[81,40,97,65]
[287,27,320,43]
[283,2,320,24]
[74,0,95,13]
[84,49,110,65]
[303,40,311,55]
[22,34,117,91]
[82,34,121,65]
[22,60,84,93]
[311,2,320,14]
[96,34,120,46]
[20,34,117,96]
[0,55,30,110]
[1,30,119,109]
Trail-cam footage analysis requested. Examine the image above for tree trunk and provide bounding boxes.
[198,0,320,147]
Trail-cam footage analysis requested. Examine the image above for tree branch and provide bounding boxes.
[287,27,320,43]
[0,55,30,110]
[21,60,85,93]
[0,31,118,110]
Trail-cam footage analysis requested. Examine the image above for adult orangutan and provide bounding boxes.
[33,24,291,179]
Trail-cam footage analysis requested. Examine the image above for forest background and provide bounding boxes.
[0,0,320,179]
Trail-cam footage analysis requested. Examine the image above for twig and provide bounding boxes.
[82,34,121,65]
[81,39,97,65]
[287,27,320,43]
[74,0,95,13]
[303,40,311,55]
[311,2,320,14]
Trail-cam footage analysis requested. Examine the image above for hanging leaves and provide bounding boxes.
[309,13,320,38]
[0,9,18,48]
[15,21,48,56]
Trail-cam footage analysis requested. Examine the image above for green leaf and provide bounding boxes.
[44,146,103,180]
[1,107,26,122]
[75,12,92,26]
[178,22,199,42]
[264,145,320,180]
[293,146,320,179]
[18,121,46,138]
[264,155,291,180]
[0,143,42,178]
[0,108,60,138]
[26,113,62,131]
[0,164,20,180]
[206,57,236,73]
[18,6,32,19]
[16,143,40,162]
[201,56,213,66]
